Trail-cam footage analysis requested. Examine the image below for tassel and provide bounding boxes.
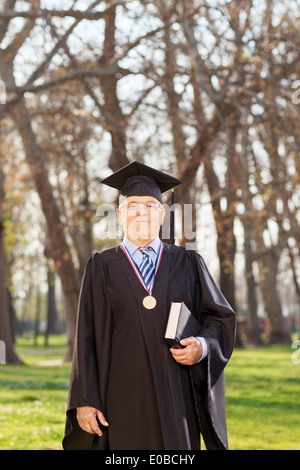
[170,189,175,245]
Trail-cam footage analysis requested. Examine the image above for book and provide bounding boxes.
[165,301,201,348]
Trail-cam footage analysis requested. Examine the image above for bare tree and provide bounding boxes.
[0,157,22,363]
[0,0,129,358]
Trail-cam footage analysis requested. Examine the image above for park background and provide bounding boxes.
[0,0,299,450]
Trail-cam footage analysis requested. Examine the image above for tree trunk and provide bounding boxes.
[201,145,237,308]
[216,209,237,312]
[11,98,80,360]
[0,162,22,364]
[45,265,58,347]
[33,286,41,347]
[98,4,128,172]
[244,231,262,345]
[255,237,290,343]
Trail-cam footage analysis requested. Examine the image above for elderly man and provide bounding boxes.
[63,161,236,450]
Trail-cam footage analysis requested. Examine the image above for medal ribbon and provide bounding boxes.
[121,240,163,296]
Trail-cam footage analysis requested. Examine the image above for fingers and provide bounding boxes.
[76,406,109,436]
[179,337,194,347]
[89,415,103,436]
[96,409,109,427]
[170,337,203,365]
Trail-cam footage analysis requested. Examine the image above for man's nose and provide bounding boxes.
[137,204,148,215]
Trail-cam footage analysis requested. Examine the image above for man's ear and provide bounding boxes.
[160,207,166,226]
[116,208,123,226]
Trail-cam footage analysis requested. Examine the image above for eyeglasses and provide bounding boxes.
[120,201,163,214]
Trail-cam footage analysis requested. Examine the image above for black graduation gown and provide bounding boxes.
[62,243,236,450]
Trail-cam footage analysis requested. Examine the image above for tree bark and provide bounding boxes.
[45,265,58,347]
[11,98,80,360]
[0,161,22,364]
[244,227,262,345]
[98,4,129,172]
[255,241,290,344]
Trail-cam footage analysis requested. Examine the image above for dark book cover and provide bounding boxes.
[165,301,201,348]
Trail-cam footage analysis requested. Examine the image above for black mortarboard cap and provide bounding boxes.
[101,161,182,203]
[101,161,183,244]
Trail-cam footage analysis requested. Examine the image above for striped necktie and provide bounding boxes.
[138,247,155,290]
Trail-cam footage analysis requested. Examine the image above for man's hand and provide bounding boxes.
[170,336,203,365]
[76,406,109,436]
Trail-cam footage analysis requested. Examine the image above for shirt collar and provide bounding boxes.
[123,237,161,256]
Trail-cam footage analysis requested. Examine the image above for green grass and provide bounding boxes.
[0,336,71,450]
[225,344,300,450]
[0,338,299,450]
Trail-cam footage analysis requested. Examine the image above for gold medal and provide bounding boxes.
[143,295,157,310]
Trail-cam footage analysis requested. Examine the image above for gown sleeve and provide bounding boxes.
[186,250,237,450]
[62,254,113,450]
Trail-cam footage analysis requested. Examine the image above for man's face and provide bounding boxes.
[117,195,165,242]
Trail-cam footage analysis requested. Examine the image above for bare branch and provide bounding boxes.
[0,1,136,21]
[5,17,35,58]
[0,0,17,44]
[5,66,124,94]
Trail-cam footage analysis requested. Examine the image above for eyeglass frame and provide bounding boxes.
[119,200,164,214]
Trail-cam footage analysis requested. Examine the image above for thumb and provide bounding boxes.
[96,410,109,427]
[180,336,194,347]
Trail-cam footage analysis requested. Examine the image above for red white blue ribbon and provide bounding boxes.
[121,240,163,296]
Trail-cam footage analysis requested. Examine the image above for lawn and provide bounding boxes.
[0,337,299,450]
[0,336,71,450]
[225,344,300,450]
